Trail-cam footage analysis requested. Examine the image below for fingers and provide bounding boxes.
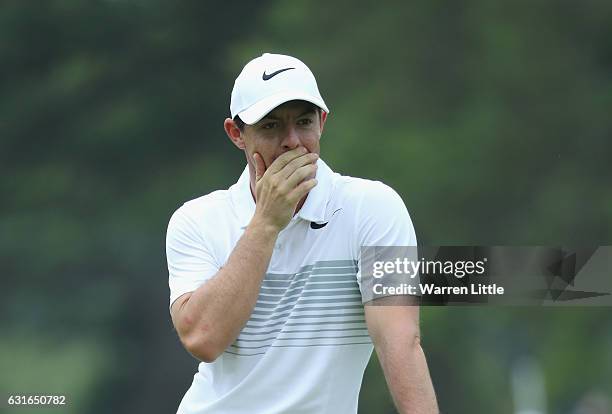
[280,152,318,179]
[253,153,266,182]
[290,177,318,202]
[256,148,318,205]
[266,147,308,175]
[285,161,318,189]
[251,148,319,231]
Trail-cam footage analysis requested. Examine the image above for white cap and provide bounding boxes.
[230,53,329,125]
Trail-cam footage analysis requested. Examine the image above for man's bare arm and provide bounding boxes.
[170,147,318,362]
[365,297,439,413]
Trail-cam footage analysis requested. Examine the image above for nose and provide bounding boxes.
[280,126,301,150]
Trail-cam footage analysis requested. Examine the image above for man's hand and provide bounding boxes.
[252,147,318,231]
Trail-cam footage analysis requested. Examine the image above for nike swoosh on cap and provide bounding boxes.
[262,67,295,81]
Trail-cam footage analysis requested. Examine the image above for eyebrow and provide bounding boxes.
[261,108,317,121]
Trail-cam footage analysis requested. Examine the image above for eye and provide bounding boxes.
[297,118,313,126]
[261,121,278,130]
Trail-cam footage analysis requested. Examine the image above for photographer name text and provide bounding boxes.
[373,283,505,296]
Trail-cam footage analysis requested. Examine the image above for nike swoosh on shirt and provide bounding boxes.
[310,221,328,229]
[310,209,342,230]
[262,67,295,80]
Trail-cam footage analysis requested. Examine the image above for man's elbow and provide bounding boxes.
[176,315,225,362]
[412,332,422,346]
[173,302,226,363]
[181,333,225,363]
[409,333,428,359]
[407,330,422,347]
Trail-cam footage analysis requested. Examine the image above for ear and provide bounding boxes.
[319,111,328,134]
[224,118,246,150]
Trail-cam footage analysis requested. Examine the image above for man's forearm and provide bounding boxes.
[366,303,438,414]
[174,218,279,361]
[377,334,438,414]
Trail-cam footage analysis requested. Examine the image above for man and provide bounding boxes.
[166,53,438,413]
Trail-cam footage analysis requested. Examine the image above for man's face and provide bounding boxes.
[238,100,325,174]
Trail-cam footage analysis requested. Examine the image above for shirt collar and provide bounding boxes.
[295,158,334,224]
[229,158,335,229]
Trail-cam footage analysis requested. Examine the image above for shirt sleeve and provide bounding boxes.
[166,206,220,308]
[354,181,418,301]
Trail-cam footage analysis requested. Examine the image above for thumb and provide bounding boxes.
[253,153,266,181]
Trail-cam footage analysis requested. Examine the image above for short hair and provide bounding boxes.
[233,101,321,132]
[233,115,246,132]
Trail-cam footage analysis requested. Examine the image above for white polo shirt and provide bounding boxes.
[166,159,416,414]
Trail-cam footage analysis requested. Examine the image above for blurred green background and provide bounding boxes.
[2,1,611,413]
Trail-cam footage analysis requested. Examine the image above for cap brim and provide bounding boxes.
[237,91,330,125]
